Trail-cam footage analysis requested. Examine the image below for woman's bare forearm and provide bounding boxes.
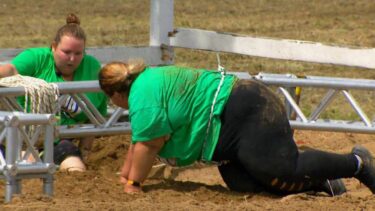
[128,140,163,182]
[124,136,167,193]
[120,144,134,180]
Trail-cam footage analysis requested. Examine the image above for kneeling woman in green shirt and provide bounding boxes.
[99,60,375,196]
[0,14,107,171]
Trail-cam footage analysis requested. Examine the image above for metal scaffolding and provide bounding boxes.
[0,73,373,139]
[250,73,375,134]
[0,112,56,202]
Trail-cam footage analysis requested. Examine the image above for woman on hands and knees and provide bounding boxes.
[99,60,375,196]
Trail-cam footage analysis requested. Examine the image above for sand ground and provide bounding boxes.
[0,131,375,210]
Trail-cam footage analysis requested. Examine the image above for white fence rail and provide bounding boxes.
[169,27,375,69]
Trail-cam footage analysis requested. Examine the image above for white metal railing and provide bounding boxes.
[0,81,132,139]
[0,73,373,136]
[249,73,375,133]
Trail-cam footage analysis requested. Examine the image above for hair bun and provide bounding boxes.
[66,13,80,25]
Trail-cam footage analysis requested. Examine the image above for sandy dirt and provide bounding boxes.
[0,131,374,210]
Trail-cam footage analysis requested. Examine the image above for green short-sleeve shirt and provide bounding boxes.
[11,47,107,125]
[129,65,237,166]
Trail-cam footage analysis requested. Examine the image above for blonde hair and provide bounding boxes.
[99,59,146,97]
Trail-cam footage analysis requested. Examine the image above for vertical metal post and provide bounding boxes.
[150,0,174,64]
[43,124,55,196]
[285,87,295,119]
[14,126,22,194]
[150,0,174,46]
[5,121,18,203]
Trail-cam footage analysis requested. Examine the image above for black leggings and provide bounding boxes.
[212,80,357,194]
[53,139,81,165]
[0,139,81,165]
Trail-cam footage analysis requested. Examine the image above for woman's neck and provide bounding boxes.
[62,74,74,81]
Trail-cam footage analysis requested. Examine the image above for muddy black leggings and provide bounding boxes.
[211,79,358,194]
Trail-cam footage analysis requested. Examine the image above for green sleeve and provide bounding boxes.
[131,107,172,143]
[11,49,38,76]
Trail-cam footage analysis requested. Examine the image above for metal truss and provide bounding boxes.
[0,72,371,203]
[0,112,55,202]
[0,73,374,139]
[236,72,375,134]
[0,81,132,139]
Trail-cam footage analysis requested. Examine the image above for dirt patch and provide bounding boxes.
[1,131,375,210]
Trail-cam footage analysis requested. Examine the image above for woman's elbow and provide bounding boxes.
[139,137,167,152]
[0,64,18,78]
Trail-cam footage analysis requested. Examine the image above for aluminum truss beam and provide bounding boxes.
[0,81,132,138]
[0,112,56,202]
[0,74,374,136]
[242,72,375,134]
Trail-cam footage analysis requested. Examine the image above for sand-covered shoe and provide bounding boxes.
[352,145,375,193]
[319,179,347,196]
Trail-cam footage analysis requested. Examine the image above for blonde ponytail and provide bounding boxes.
[99,59,146,97]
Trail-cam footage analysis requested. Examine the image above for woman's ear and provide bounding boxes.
[111,92,129,109]
[51,42,57,52]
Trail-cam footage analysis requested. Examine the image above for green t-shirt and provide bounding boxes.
[11,47,107,125]
[129,65,237,166]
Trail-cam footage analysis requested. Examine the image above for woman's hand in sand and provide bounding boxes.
[124,183,142,193]
[120,176,142,193]
[120,176,127,184]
